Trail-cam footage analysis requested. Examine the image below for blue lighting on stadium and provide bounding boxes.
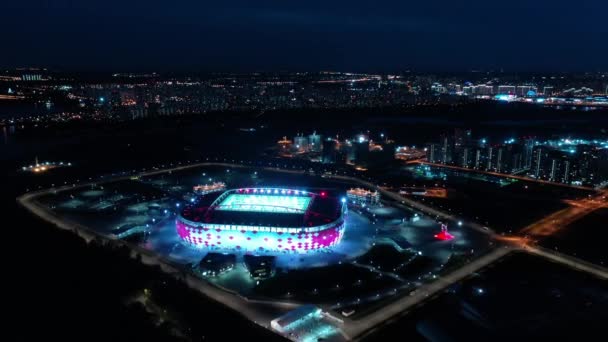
[177,187,346,253]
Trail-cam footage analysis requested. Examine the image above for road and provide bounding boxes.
[520,189,608,238]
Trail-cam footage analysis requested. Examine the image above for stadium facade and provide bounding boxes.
[176,187,346,253]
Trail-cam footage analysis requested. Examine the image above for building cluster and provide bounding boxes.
[270,305,323,334]
[196,252,277,279]
[0,68,50,82]
[277,132,397,169]
[427,129,533,174]
[429,76,608,107]
[530,140,608,186]
[2,71,607,126]
[193,182,226,195]
[346,188,381,206]
[427,71,608,98]
[243,255,276,280]
[427,131,608,186]
[7,72,427,122]
[431,83,549,97]
[197,252,236,277]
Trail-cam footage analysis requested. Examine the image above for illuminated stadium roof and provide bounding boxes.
[180,188,342,228]
[216,194,312,213]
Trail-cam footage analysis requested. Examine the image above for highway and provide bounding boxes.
[526,245,608,280]
[520,189,608,238]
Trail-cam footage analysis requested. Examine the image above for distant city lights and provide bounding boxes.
[21,159,71,173]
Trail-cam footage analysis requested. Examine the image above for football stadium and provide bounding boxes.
[176,187,347,253]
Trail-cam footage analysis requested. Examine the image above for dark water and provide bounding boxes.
[0,101,66,118]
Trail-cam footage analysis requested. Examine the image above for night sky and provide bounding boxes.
[1,0,606,72]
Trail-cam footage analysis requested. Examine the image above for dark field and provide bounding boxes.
[382,165,594,233]
[540,208,608,266]
[364,252,608,341]
[254,264,401,303]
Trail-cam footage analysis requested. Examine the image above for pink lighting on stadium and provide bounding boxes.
[177,222,345,252]
[176,187,346,254]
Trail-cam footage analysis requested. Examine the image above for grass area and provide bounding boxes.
[253,264,401,303]
[418,187,571,233]
[387,165,595,233]
[539,208,608,266]
[395,255,435,279]
[355,244,416,272]
[363,252,608,341]
[439,252,475,274]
